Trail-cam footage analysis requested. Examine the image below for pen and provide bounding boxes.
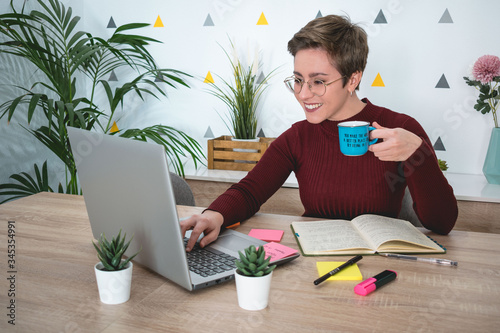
[314,255,363,285]
[378,253,458,266]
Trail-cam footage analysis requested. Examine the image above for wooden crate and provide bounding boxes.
[207,135,275,171]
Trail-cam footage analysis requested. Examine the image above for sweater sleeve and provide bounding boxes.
[400,118,458,234]
[207,128,298,227]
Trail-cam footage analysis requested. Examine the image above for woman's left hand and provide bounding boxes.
[368,121,423,161]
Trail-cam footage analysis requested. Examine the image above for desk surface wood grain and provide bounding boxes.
[0,192,499,332]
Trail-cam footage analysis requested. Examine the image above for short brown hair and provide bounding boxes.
[287,15,368,89]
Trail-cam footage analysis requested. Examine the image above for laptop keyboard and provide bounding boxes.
[184,238,237,277]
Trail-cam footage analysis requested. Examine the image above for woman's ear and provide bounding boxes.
[348,71,363,92]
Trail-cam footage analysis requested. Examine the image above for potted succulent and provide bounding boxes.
[93,230,141,304]
[234,245,276,311]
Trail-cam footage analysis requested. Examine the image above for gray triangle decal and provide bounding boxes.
[256,72,267,84]
[435,74,450,88]
[108,70,118,81]
[204,126,214,138]
[439,9,453,23]
[257,128,266,138]
[374,10,387,24]
[107,17,116,28]
[433,137,446,151]
[315,11,323,19]
[155,73,163,82]
[204,14,214,26]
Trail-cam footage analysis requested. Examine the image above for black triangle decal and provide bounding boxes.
[257,128,266,138]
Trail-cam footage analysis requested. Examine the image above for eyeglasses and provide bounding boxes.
[284,75,346,97]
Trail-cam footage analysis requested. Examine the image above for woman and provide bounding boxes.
[182,15,458,252]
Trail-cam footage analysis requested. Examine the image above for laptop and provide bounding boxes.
[67,127,298,291]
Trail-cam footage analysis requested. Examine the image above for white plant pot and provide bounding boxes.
[231,137,259,163]
[235,270,273,311]
[94,261,133,304]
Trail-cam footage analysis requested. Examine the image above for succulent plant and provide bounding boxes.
[438,159,449,171]
[235,245,276,277]
[93,230,140,271]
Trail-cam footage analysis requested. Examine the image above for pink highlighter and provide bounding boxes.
[354,270,397,296]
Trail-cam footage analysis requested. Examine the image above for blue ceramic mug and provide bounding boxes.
[337,121,378,156]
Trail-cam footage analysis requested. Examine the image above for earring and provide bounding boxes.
[350,91,353,97]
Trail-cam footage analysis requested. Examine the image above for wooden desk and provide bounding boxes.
[1,193,499,332]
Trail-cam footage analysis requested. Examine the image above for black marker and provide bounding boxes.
[314,255,363,285]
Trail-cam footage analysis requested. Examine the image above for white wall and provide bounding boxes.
[1,0,499,195]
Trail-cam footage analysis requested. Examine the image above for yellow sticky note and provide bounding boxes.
[316,262,363,281]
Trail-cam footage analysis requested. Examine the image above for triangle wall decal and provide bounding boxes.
[204,71,215,84]
[374,10,387,24]
[107,17,116,28]
[204,126,215,138]
[436,74,450,88]
[371,73,385,87]
[154,15,164,27]
[316,11,323,19]
[257,12,268,25]
[110,121,119,133]
[204,14,214,26]
[257,128,266,138]
[433,137,446,151]
[108,70,118,81]
[439,9,453,23]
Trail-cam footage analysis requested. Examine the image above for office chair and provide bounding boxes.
[398,187,422,227]
[169,172,195,206]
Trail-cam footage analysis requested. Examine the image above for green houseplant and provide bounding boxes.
[207,39,277,140]
[0,0,204,204]
[93,230,140,304]
[234,245,276,310]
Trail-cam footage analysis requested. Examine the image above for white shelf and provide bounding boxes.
[182,164,500,204]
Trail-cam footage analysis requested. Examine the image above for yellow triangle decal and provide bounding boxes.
[154,15,164,27]
[371,73,385,87]
[110,121,119,133]
[204,71,214,83]
[257,12,268,25]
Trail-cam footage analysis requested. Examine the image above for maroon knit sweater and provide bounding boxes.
[208,99,458,235]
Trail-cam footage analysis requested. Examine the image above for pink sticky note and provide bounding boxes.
[263,242,298,263]
[248,229,284,242]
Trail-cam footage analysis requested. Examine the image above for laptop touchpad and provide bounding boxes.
[214,233,263,253]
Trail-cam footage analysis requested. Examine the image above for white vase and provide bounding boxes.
[94,261,133,304]
[235,270,273,311]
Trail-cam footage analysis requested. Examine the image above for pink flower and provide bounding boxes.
[472,55,500,84]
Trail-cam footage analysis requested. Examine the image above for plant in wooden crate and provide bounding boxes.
[234,245,276,310]
[0,0,204,204]
[206,39,278,170]
[93,230,141,304]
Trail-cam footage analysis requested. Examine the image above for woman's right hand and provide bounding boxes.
[180,210,224,252]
